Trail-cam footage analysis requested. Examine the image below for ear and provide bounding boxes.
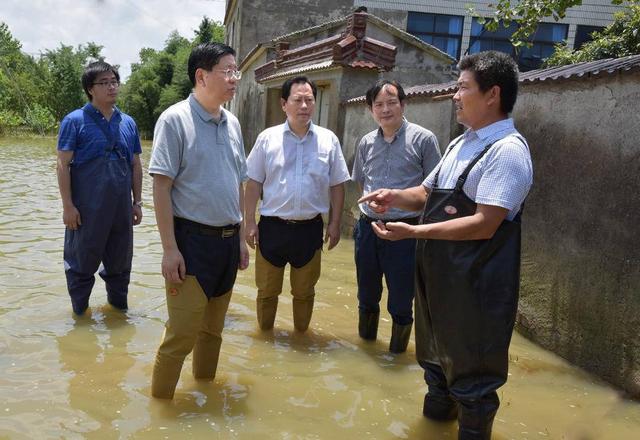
[195,68,206,88]
[487,85,501,107]
[280,98,287,112]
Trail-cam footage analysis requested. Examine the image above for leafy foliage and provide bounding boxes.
[119,17,226,136]
[544,4,640,66]
[470,1,635,48]
[0,16,225,137]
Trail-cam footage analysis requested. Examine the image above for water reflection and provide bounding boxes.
[1,139,639,439]
[57,307,136,439]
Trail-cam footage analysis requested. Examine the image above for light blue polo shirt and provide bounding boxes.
[149,94,248,227]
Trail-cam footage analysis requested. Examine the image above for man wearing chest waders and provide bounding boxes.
[359,51,533,439]
[56,61,143,316]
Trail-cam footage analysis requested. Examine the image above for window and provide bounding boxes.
[469,19,568,71]
[574,25,604,50]
[407,12,464,59]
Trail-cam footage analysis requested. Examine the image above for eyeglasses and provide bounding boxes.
[212,69,242,80]
[92,80,120,88]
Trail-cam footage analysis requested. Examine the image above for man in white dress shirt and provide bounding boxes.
[245,76,350,332]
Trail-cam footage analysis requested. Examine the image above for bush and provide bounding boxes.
[24,103,58,134]
[0,109,24,136]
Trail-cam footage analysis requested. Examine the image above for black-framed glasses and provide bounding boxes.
[93,80,120,88]
[212,69,242,80]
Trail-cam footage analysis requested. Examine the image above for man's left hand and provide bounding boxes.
[371,221,415,241]
[132,205,143,225]
[324,222,341,250]
[239,240,250,270]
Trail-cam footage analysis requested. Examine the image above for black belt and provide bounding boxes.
[261,214,322,225]
[174,217,239,238]
[360,214,420,225]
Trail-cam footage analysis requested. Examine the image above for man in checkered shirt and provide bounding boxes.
[360,51,533,440]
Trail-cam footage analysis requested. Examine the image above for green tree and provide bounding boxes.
[544,4,640,66]
[119,17,225,135]
[471,0,634,48]
[41,43,103,120]
[193,16,225,45]
[0,22,51,133]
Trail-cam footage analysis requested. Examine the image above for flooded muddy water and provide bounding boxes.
[1,139,639,439]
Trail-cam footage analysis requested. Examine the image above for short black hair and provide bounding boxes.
[281,76,317,100]
[457,51,519,114]
[365,79,406,108]
[82,61,120,101]
[188,42,236,86]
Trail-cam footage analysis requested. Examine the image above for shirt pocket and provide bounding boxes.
[309,152,330,176]
[307,152,330,189]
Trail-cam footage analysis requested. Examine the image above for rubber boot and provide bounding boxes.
[292,297,314,332]
[256,296,278,330]
[389,322,412,353]
[107,293,128,311]
[423,391,458,421]
[151,354,184,399]
[358,310,379,340]
[457,394,499,440]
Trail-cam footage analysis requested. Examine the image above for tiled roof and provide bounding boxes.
[258,60,337,83]
[519,54,640,83]
[345,54,640,104]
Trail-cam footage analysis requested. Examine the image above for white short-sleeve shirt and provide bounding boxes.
[247,121,350,220]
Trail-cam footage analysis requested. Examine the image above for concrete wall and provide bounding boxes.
[513,72,640,398]
[234,51,267,154]
[237,0,355,62]
[366,21,455,86]
[342,70,640,397]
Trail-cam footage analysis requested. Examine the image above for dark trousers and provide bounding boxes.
[353,216,417,325]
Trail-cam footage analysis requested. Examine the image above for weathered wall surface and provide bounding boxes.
[513,73,640,397]
[239,0,354,62]
[343,71,640,397]
[235,52,267,154]
[366,22,455,86]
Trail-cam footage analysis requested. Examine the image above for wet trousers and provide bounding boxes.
[255,248,321,332]
[354,216,417,325]
[151,276,231,399]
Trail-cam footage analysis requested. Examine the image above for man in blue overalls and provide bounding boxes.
[360,51,533,439]
[56,61,143,316]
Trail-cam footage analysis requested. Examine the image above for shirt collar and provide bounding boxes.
[284,119,315,139]
[377,118,408,142]
[465,118,515,142]
[83,103,121,120]
[189,93,227,124]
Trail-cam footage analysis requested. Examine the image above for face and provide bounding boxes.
[281,82,316,127]
[370,84,405,131]
[452,70,499,130]
[198,54,238,103]
[88,71,119,106]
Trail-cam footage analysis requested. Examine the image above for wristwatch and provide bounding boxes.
[133,200,143,207]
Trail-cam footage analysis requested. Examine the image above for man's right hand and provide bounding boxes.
[162,248,186,283]
[63,205,82,230]
[358,189,396,214]
[245,221,259,249]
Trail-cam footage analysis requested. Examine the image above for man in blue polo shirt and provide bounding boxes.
[56,61,143,316]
